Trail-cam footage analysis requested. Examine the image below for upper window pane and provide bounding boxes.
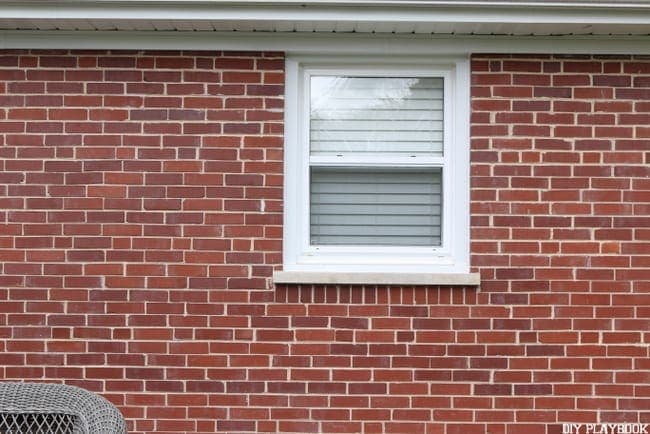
[310,76,444,156]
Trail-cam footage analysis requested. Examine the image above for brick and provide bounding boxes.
[502,61,542,72]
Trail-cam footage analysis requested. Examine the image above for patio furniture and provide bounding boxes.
[0,382,126,434]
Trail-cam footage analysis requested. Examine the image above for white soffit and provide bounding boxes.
[0,1,650,36]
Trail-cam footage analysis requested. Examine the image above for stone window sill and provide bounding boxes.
[273,271,480,286]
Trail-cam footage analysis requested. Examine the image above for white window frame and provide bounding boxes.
[281,55,471,277]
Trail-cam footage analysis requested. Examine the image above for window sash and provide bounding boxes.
[309,75,445,157]
[310,166,443,247]
[308,73,445,249]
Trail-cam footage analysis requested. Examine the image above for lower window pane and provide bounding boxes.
[310,167,442,246]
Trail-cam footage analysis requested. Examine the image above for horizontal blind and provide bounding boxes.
[310,76,444,156]
[310,167,442,246]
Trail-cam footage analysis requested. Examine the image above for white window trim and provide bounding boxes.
[278,54,475,283]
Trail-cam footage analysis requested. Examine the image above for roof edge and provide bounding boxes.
[10,0,650,8]
[7,0,650,8]
[2,0,650,35]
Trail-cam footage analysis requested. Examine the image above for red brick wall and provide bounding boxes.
[469,54,650,431]
[0,51,648,434]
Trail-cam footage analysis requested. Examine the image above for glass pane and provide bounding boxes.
[310,76,444,156]
[310,167,442,246]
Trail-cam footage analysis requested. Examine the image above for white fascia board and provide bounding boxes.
[10,0,650,7]
[2,31,650,55]
[3,2,650,27]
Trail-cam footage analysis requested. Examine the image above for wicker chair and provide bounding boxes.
[0,382,126,434]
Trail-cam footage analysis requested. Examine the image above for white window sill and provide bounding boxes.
[273,271,480,286]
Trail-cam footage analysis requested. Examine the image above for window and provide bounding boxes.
[279,55,472,282]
